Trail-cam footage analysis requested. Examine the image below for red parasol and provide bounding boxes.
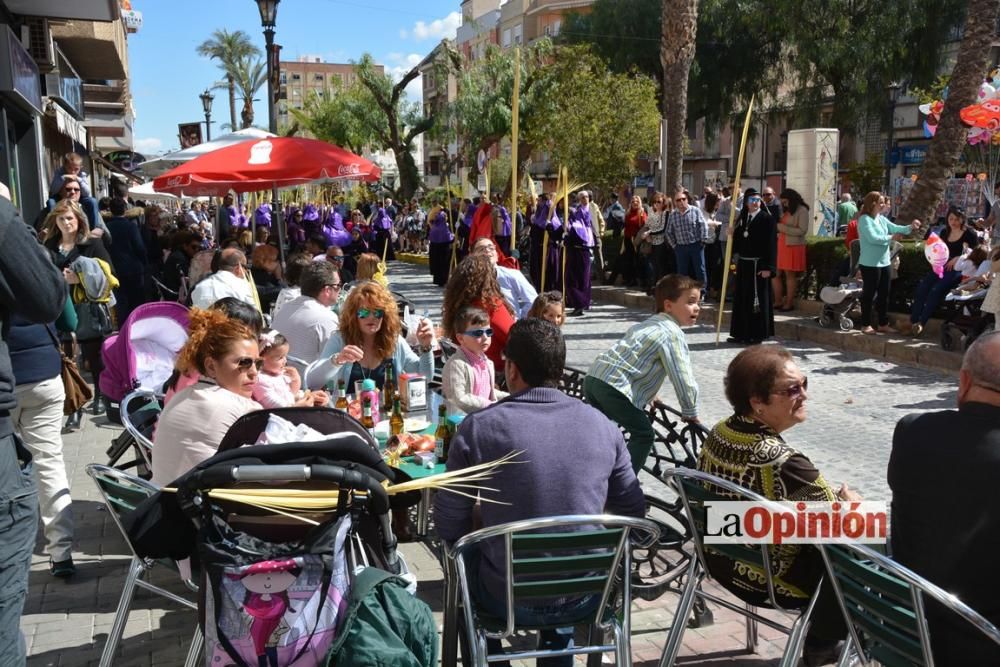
[152,137,381,197]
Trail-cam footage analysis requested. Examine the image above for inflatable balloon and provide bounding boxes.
[924,232,949,279]
[979,82,997,101]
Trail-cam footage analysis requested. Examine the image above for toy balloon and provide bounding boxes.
[979,83,997,101]
[924,232,949,279]
[924,121,936,138]
[919,103,933,115]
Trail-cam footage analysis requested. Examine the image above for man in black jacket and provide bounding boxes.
[888,331,1000,664]
[0,185,68,663]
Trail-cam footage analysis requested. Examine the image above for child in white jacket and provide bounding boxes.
[441,306,508,415]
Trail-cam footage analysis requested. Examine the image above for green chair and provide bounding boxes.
[448,514,659,666]
[86,464,202,667]
[657,467,822,667]
[818,541,1000,666]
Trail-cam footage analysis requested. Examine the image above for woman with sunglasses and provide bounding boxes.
[307,281,435,392]
[151,308,262,486]
[698,344,859,665]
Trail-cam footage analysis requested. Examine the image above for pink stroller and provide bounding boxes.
[100,302,190,423]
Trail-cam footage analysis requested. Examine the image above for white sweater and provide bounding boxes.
[441,350,508,415]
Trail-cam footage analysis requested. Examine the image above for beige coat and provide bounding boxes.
[777,206,810,246]
[441,350,508,415]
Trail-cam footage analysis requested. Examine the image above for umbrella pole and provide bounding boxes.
[273,185,286,268]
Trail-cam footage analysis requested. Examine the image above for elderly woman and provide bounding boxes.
[42,200,115,420]
[442,254,516,372]
[152,308,262,486]
[307,281,434,392]
[698,345,855,665]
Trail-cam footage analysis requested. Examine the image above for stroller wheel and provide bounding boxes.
[839,316,853,332]
[819,310,836,328]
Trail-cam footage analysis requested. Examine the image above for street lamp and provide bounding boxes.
[199,89,214,142]
[885,81,903,194]
[255,0,285,263]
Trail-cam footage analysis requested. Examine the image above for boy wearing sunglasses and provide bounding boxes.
[441,306,507,415]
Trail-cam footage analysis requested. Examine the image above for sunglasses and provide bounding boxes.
[235,357,264,371]
[64,188,81,193]
[461,328,493,338]
[763,193,774,198]
[748,197,762,203]
[357,308,385,319]
[772,377,808,398]
[325,282,342,291]
[675,197,687,203]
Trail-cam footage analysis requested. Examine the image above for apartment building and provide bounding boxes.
[277,56,384,124]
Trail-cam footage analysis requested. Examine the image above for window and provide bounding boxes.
[502,28,511,47]
[314,73,324,82]
[514,25,522,44]
[291,73,301,81]
[552,20,561,36]
[279,72,287,84]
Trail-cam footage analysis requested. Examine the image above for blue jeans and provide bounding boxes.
[470,549,597,667]
[0,430,39,665]
[674,242,707,287]
[910,270,962,325]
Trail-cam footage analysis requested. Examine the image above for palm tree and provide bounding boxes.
[196,29,260,132]
[230,56,268,128]
[896,0,1000,231]
[660,0,698,192]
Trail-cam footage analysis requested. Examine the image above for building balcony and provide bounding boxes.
[51,18,128,80]
[5,0,119,22]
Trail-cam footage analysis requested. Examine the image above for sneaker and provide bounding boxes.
[911,323,924,337]
[50,557,76,578]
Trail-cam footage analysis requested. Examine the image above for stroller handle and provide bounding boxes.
[195,463,392,515]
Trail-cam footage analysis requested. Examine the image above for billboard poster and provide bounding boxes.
[178,123,203,149]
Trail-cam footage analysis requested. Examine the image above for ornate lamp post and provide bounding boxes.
[199,89,214,142]
[255,0,285,263]
[885,81,903,195]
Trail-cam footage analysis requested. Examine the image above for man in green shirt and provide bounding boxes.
[835,193,857,236]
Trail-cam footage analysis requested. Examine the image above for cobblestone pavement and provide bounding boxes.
[21,260,955,666]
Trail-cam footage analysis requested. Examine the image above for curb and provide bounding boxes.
[591,286,961,375]
[396,252,429,266]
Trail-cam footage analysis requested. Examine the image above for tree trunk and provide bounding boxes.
[227,74,238,132]
[396,147,420,201]
[660,0,698,193]
[896,0,1000,231]
[241,100,253,129]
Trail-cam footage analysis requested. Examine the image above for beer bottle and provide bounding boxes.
[390,392,404,436]
[361,396,375,435]
[435,404,450,463]
[334,380,349,412]
[383,364,396,408]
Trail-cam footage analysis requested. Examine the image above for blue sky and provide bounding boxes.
[129,0,459,157]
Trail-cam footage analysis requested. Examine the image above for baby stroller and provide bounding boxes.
[100,302,189,423]
[941,286,989,351]
[125,408,424,667]
[819,240,901,331]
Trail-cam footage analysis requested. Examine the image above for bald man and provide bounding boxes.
[888,331,1000,664]
[190,248,256,309]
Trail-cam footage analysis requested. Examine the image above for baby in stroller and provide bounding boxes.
[819,239,902,331]
[941,245,997,350]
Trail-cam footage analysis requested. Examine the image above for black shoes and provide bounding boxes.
[569,308,585,317]
[92,395,107,416]
[50,556,76,578]
[63,410,82,432]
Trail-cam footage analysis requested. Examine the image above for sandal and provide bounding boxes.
[877,325,894,334]
[861,326,877,335]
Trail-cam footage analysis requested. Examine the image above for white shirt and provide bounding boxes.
[496,265,537,319]
[272,286,301,317]
[190,270,256,310]
[152,381,261,486]
[270,295,340,369]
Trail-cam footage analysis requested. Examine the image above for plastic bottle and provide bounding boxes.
[360,378,380,418]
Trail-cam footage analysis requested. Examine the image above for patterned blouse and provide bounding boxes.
[697,414,836,603]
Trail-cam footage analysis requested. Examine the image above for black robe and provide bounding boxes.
[729,208,776,343]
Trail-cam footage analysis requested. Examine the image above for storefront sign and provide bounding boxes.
[0,26,42,113]
[104,151,146,172]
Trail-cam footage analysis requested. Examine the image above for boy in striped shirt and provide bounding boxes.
[584,274,701,472]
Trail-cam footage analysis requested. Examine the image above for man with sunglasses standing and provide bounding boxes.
[271,261,341,373]
[665,189,708,291]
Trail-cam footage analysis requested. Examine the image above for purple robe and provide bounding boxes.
[254,204,272,228]
[428,211,454,244]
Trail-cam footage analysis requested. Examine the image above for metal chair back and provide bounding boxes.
[657,467,821,667]
[818,541,1000,666]
[451,514,659,665]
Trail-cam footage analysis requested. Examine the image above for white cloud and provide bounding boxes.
[384,53,425,102]
[402,11,461,41]
[134,137,163,154]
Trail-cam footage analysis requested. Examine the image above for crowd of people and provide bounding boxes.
[2,152,1000,666]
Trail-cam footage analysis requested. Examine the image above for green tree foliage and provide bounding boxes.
[448,41,658,192]
[848,153,886,198]
[290,81,380,155]
[196,30,260,132]
[563,0,964,130]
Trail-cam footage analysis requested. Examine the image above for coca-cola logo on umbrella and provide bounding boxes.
[338,163,361,176]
